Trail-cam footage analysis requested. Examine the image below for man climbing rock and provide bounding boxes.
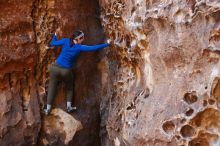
[44,30,110,115]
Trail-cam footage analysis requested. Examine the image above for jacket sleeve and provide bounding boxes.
[50,34,66,47]
[79,43,109,52]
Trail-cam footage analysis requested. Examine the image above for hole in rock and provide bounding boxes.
[162,120,175,134]
[183,91,198,104]
[185,109,194,117]
[175,135,181,140]
[203,100,208,107]
[180,125,196,138]
[37,32,41,36]
[180,118,187,124]
[208,99,215,105]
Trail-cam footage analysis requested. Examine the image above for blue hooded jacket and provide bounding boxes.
[50,34,109,69]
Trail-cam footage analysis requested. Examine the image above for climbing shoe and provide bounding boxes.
[43,108,51,115]
[67,106,77,113]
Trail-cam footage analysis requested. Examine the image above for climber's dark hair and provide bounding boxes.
[72,30,84,40]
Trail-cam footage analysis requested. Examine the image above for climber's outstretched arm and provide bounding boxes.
[50,34,66,47]
[79,43,109,52]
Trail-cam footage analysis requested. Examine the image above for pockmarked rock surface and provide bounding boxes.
[39,108,83,146]
[99,0,220,145]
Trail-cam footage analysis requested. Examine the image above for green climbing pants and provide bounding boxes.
[47,63,74,105]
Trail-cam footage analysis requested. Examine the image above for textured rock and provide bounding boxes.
[0,1,40,145]
[2,0,220,145]
[39,108,83,145]
[99,0,220,145]
[0,0,105,145]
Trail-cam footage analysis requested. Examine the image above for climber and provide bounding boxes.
[44,30,110,115]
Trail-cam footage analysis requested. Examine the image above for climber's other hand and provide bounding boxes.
[55,28,62,36]
[107,39,112,44]
[45,46,54,50]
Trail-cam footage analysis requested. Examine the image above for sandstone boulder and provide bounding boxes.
[40,108,83,146]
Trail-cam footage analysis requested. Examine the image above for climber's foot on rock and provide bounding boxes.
[43,108,51,115]
[67,106,77,113]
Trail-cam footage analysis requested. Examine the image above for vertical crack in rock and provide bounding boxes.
[31,0,107,145]
[31,0,58,110]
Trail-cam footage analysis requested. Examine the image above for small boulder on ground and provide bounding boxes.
[40,108,83,146]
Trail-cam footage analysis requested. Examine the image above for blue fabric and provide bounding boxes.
[50,34,109,69]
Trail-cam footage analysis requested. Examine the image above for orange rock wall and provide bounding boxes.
[1,0,220,146]
[0,0,105,145]
[99,0,220,145]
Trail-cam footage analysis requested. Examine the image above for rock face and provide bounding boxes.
[0,0,105,146]
[39,108,83,146]
[1,0,220,146]
[99,0,220,145]
[0,1,40,145]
